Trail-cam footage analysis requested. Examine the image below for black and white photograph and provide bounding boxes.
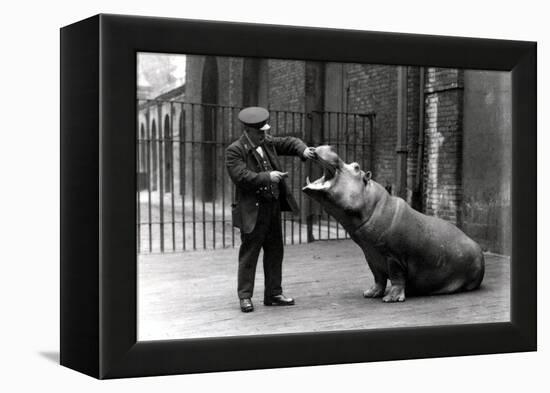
[136,53,511,341]
[3,0,545,389]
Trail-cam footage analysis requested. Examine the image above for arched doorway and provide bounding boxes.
[242,58,268,107]
[139,123,147,190]
[139,124,146,170]
[201,56,218,202]
[242,58,260,106]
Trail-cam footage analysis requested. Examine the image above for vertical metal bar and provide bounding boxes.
[320,112,323,240]
[212,107,217,249]
[146,109,153,252]
[222,106,226,248]
[191,104,197,250]
[202,106,207,250]
[136,103,141,254]
[180,103,186,251]
[348,114,352,239]
[333,112,339,239]
[283,112,292,244]
[328,112,332,239]
[361,115,368,235]
[170,103,176,251]
[298,112,303,244]
[305,112,314,243]
[290,112,295,245]
[157,104,165,252]
[318,210,321,240]
[231,107,236,248]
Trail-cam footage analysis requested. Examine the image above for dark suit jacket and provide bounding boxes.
[225,133,307,234]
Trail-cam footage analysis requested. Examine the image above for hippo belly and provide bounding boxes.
[390,204,485,295]
[352,198,485,300]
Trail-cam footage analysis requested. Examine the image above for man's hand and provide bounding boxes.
[269,171,288,183]
[302,147,317,160]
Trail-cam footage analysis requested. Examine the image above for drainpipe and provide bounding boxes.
[395,66,408,200]
[305,61,325,242]
[414,67,425,210]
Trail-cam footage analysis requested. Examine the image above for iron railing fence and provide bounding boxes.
[137,99,375,253]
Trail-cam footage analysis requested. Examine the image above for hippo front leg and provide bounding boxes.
[363,271,387,298]
[362,248,388,298]
[383,257,406,303]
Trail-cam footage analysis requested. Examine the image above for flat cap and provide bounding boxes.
[238,106,269,128]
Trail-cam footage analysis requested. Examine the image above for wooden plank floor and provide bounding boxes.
[138,239,510,341]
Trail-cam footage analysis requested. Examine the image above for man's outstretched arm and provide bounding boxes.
[270,136,315,160]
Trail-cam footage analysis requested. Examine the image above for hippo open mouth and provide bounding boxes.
[305,159,337,189]
[303,146,342,191]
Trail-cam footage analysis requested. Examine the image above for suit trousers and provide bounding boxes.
[237,200,284,300]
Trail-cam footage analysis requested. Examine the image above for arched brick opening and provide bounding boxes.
[242,58,260,106]
[139,123,146,172]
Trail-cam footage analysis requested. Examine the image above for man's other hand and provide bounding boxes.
[302,147,317,160]
[269,171,288,183]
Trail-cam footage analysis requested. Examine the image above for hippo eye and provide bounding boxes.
[353,163,360,172]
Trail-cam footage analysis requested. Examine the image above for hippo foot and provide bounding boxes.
[363,284,386,298]
[382,285,405,302]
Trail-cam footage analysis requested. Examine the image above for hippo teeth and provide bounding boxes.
[304,174,329,190]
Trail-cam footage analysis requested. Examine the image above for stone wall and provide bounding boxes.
[462,70,512,254]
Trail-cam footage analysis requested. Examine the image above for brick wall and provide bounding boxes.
[343,65,420,201]
[268,60,306,112]
[422,68,464,225]
[345,64,397,189]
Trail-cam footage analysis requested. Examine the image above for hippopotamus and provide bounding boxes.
[302,145,485,302]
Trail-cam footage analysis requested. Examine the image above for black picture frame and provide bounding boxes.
[60,14,536,379]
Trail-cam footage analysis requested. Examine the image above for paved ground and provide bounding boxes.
[137,239,510,341]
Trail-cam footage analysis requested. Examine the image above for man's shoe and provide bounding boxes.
[264,294,295,306]
[240,298,254,313]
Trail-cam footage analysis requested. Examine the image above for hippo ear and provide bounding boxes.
[363,171,372,185]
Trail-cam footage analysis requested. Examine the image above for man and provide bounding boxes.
[225,106,316,313]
